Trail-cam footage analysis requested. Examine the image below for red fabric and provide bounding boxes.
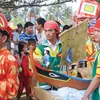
[88,27,95,34]
[0,13,14,36]
[0,48,19,100]
[44,20,60,34]
[17,75,30,98]
[17,55,32,98]
[21,55,32,76]
[95,18,100,29]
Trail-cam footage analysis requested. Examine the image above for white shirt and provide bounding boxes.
[47,40,61,51]
[36,30,47,44]
[13,31,20,51]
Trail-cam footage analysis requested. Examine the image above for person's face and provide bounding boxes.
[44,29,57,41]
[26,26,33,34]
[0,32,7,49]
[92,28,100,43]
[30,43,36,50]
[89,32,94,41]
[17,27,23,33]
[35,22,41,31]
[22,44,27,52]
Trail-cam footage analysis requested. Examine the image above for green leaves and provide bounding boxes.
[97,0,100,3]
[57,0,60,3]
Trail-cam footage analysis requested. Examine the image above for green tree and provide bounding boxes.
[44,4,72,24]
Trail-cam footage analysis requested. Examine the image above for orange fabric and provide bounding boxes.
[0,48,19,100]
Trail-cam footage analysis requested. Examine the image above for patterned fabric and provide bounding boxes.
[0,48,19,100]
[85,39,95,61]
[19,32,36,43]
[85,39,96,67]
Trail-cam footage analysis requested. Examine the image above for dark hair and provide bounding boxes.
[36,17,46,28]
[17,23,23,28]
[55,21,61,27]
[0,29,10,42]
[18,41,27,57]
[46,50,49,55]
[24,22,34,29]
[28,38,36,46]
[63,25,72,31]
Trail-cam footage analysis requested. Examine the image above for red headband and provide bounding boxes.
[88,27,95,34]
[0,13,14,36]
[95,18,100,29]
[44,20,60,34]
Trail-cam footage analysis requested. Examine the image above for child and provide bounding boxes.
[28,38,37,100]
[16,41,32,100]
[28,38,37,51]
[82,18,100,100]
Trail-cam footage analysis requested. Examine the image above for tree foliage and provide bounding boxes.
[44,4,72,24]
[97,0,100,3]
[0,0,76,11]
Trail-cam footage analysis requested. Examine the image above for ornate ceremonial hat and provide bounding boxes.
[88,26,95,34]
[95,18,100,29]
[0,13,14,36]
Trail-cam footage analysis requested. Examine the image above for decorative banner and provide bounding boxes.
[60,19,88,65]
[78,1,99,18]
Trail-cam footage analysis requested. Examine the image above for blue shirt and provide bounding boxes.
[19,32,36,43]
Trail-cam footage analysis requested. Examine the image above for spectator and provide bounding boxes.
[35,17,46,44]
[19,21,36,43]
[13,23,23,55]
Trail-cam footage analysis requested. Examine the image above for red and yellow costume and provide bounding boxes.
[0,47,19,100]
[85,27,95,67]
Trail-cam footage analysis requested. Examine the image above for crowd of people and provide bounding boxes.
[0,11,100,100]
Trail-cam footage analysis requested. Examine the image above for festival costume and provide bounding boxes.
[85,39,95,67]
[34,39,62,71]
[0,13,19,100]
[0,48,19,100]
[17,55,32,98]
[92,44,100,100]
[91,19,100,100]
[85,27,95,67]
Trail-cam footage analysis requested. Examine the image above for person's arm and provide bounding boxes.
[82,76,100,100]
[13,32,19,45]
[82,53,100,100]
[0,55,19,100]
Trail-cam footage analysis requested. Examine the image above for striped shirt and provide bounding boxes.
[19,32,36,43]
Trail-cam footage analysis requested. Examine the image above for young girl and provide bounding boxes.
[16,41,32,100]
[28,38,37,100]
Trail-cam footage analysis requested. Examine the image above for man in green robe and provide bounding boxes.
[82,18,100,100]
